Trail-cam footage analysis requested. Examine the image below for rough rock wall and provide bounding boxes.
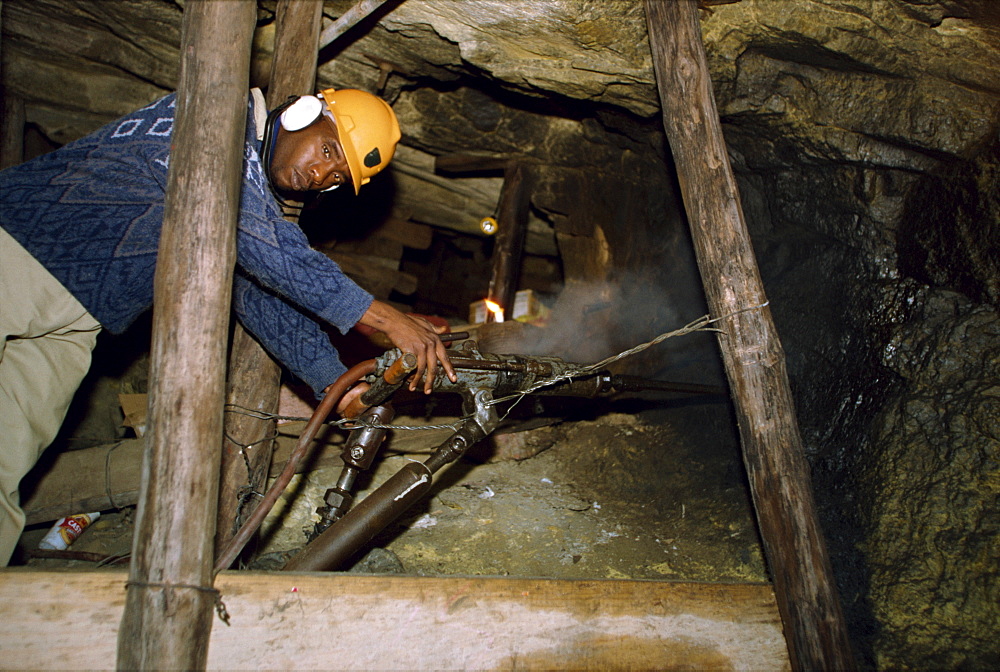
[701,0,1000,667]
[867,285,998,669]
[0,0,180,142]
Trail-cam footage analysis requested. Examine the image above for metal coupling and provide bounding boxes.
[313,486,355,536]
[341,404,395,470]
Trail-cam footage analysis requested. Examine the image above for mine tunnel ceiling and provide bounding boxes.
[3,0,998,315]
[1,0,663,260]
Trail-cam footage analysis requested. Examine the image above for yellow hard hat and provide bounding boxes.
[318,88,401,194]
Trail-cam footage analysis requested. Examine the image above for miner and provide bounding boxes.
[0,87,456,565]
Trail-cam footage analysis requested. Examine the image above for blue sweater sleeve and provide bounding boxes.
[1,90,374,394]
[236,207,373,334]
[233,273,348,396]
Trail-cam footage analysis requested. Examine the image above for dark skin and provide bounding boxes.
[270,115,351,193]
[269,114,457,413]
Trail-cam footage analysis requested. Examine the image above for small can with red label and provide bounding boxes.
[38,512,101,550]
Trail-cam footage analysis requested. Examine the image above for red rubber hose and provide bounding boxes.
[214,359,377,573]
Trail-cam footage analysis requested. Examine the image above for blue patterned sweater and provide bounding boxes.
[0,92,374,395]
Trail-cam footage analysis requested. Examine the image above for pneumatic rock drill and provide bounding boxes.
[281,336,723,572]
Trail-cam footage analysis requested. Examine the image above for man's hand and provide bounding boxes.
[357,300,457,393]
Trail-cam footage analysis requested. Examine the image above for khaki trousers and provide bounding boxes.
[0,226,101,565]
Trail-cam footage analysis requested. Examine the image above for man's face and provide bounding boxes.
[269,115,351,193]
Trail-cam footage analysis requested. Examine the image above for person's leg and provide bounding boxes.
[0,227,101,564]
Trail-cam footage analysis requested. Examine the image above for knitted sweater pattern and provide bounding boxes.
[0,93,373,394]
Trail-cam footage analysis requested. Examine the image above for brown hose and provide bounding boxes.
[213,359,377,573]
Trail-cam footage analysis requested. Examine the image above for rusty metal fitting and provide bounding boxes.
[355,351,419,410]
[341,405,395,470]
[323,487,353,511]
[313,487,355,536]
[384,352,418,384]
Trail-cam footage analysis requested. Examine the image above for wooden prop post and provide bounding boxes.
[215,0,323,563]
[433,153,533,318]
[1,6,26,172]
[116,1,256,669]
[319,0,395,50]
[0,88,24,170]
[642,1,855,669]
[487,162,532,318]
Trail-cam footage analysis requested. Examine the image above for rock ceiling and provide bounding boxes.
[2,0,997,257]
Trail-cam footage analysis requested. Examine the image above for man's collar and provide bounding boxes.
[250,88,267,142]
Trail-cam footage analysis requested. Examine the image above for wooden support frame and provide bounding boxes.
[488,162,532,318]
[116,1,257,668]
[215,0,324,564]
[643,1,855,669]
[2,569,789,670]
[0,87,24,170]
[4,1,847,665]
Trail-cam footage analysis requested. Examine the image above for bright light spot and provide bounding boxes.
[484,299,505,323]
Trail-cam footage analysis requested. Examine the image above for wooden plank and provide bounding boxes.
[379,216,434,250]
[643,2,855,670]
[0,86,25,169]
[22,440,144,526]
[0,569,789,671]
[216,0,324,565]
[435,151,511,174]
[318,0,392,50]
[117,2,257,669]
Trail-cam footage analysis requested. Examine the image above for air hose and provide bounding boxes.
[213,359,377,573]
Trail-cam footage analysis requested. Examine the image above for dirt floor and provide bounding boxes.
[19,391,768,586]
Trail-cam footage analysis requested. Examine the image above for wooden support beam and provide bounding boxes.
[318,0,394,51]
[116,2,256,669]
[488,162,532,318]
[642,2,855,670]
[22,439,144,526]
[435,151,513,174]
[2,569,790,670]
[215,0,324,564]
[432,153,534,317]
[0,87,24,170]
[1,0,26,172]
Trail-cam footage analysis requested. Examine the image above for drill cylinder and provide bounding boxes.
[285,461,434,572]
